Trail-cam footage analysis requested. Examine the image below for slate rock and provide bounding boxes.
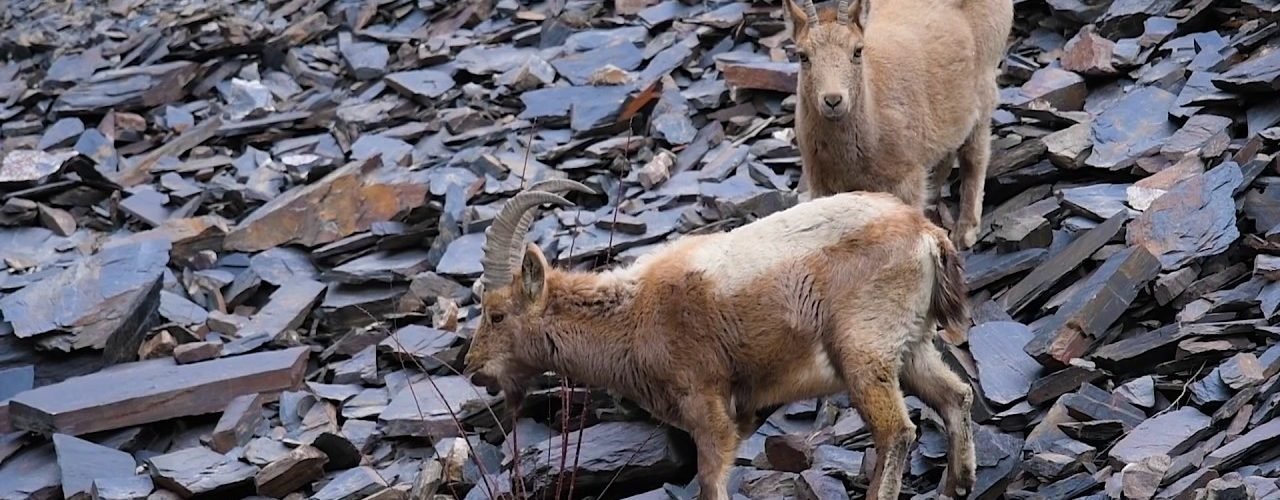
[1219,353,1265,390]
[796,469,846,500]
[1128,163,1243,270]
[385,70,455,102]
[379,376,498,439]
[90,475,155,500]
[0,443,61,500]
[8,346,308,436]
[1213,47,1280,93]
[1204,416,1280,470]
[0,149,73,183]
[255,445,328,498]
[650,89,697,146]
[407,272,472,305]
[1044,122,1093,169]
[0,236,169,360]
[1121,454,1170,500]
[970,321,1044,406]
[1116,376,1156,408]
[225,280,326,355]
[173,341,222,364]
[339,33,389,80]
[1086,86,1178,170]
[310,466,387,500]
[437,232,485,277]
[211,393,268,454]
[378,325,462,371]
[1109,407,1210,465]
[552,42,644,86]
[147,447,258,498]
[1062,26,1118,76]
[1161,114,1232,160]
[1027,452,1082,481]
[1018,67,1087,111]
[515,421,684,495]
[224,158,431,252]
[722,61,799,93]
[249,247,319,286]
[37,117,85,150]
[1058,183,1132,220]
[323,250,431,284]
[1204,472,1251,500]
[53,433,137,500]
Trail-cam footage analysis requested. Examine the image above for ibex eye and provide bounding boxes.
[797,52,809,63]
[853,46,864,59]
[490,313,505,324]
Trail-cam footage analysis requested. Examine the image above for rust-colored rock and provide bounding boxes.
[224,158,432,252]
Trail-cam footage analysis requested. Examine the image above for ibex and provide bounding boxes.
[463,181,976,500]
[785,0,1014,249]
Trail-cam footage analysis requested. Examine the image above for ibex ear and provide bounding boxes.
[783,0,809,34]
[849,0,870,30]
[518,242,548,305]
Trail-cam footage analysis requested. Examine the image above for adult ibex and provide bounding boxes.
[786,0,1014,249]
[464,181,975,500]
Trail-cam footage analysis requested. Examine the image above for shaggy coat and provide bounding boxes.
[465,191,975,500]
[787,0,1014,249]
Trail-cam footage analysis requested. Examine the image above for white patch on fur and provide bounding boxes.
[687,193,901,294]
[906,233,940,345]
[806,343,842,386]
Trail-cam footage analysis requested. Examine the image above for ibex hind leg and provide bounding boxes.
[926,152,959,230]
[826,323,915,500]
[902,341,976,498]
[954,110,992,250]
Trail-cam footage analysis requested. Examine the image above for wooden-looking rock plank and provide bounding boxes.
[8,347,308,436]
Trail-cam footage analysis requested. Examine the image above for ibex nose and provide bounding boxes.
[822,93,843,108]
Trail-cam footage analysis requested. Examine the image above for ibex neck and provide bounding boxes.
[803,80,878,158]
[532,270,651,394]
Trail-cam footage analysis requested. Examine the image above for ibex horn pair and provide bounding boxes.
[478,179,596,290]
[794,1,862,26]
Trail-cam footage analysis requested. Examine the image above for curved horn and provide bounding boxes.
[801,0,819,22]
[837,0,851,24]
[508,179,597,270]
[479,191,575,289]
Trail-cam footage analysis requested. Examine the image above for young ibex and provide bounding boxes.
[464,181,975,500]
[785,0,1014,249]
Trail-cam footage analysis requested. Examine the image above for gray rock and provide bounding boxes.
[515,421,685,495]
[970,321,1044,406]
[379,376,498,438]
[386,70,455,102]
[1086,86,1178,170]
[1128,163,1243,270]
[147,447,258,498]
[90,475,155,500]
[310,466,387,500]
[1109,407,1210,465]
[53,433,137,500]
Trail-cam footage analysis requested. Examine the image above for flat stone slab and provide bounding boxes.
[8,347,308,436]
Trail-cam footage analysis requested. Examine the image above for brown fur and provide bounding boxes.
[784,0,1014,249]
[931,226,971,344]
[464,192,975,500]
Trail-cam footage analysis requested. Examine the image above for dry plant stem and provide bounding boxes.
[567,119,635,500]
[353,303,495,499]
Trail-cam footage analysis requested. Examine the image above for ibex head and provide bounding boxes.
[463,179,595,407]
[785,0,871,120]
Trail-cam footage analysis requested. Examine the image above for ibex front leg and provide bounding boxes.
[830,333,915,500]
[683,393,741,500]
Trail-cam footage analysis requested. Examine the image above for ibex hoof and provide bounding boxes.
[951,224,978,250]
